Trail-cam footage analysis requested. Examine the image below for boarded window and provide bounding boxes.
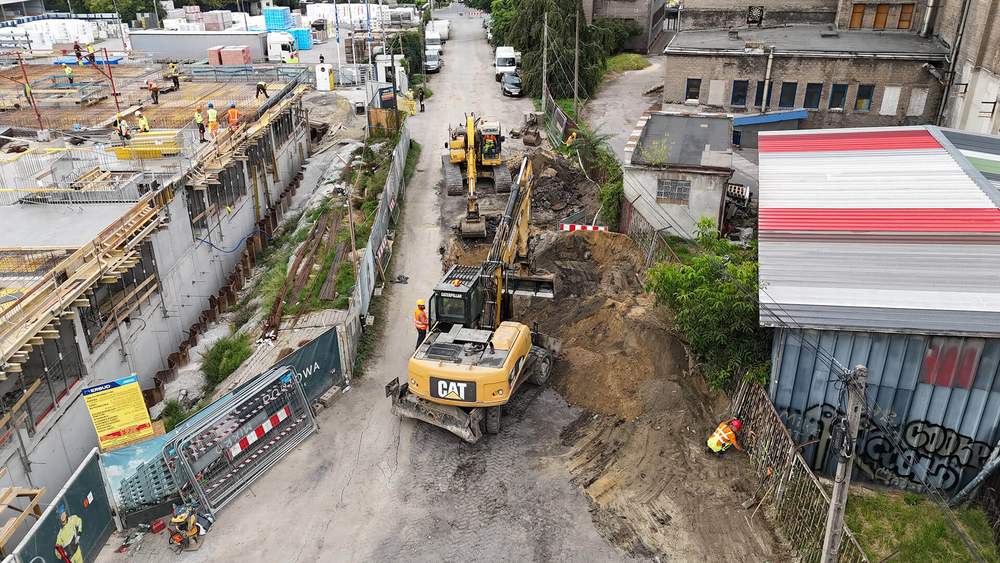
[849,4,866,28]
[898,3,914,28]
[778,81,798,108]
[874,4,890,29]
[685,78,701,100]
[829,83,848,109]
[656,178,691,203]
[907,87,928,116]
[707,79,727,106]
[804,83,823,109]
[855,84,875,112]
[879,85,901,115]
[731,80,749,106]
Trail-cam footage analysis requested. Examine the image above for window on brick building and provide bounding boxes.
[849,4,866,28]
[804,83,823,109]
[778,82,798,108]
[898,3,914,29]
[731,80,749,106]
[874,4,890,29]
[855,84,875,111]
[829,83,848,109]
[755,81,773,108]
[685,78,702,100]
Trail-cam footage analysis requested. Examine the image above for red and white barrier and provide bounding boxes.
[560,223,607,232]
[226,405,291,460]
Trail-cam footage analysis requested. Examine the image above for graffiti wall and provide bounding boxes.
[771,328,1000,494]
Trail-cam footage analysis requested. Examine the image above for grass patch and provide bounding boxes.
[845,488,1000,563]
[331,262,354,309]
[161,399,192,432]
[201,332,253,392]
[404,140,422,183]
[606,53,650,73]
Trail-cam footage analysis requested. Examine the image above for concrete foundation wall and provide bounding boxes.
[663,52,944,128]
[623,166,728,239]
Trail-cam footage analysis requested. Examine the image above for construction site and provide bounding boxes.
[0,50,317,531]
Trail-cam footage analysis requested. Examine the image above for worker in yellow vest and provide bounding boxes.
[707,418,743,455]
[287,52,299,64]
[135,110,150,133]
[194,105,206,143]
[62,64,74,84]
[206,102,219,139]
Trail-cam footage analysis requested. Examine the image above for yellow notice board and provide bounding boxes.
[81,375,154,450]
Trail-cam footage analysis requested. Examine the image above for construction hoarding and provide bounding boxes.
[13,448,114,563]
[169,367,316,512]
[270,326,344,402]
[81,375,154,451]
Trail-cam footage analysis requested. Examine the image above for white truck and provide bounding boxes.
[425,29,443,54]
[427,19,450,41]
[494,46,518,81]
[267,31,296,62]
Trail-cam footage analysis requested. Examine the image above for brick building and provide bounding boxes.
[663,27,948,129]
[933,0,1000,134]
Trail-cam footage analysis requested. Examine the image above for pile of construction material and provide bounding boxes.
[162,3,209,31]
[203,10,234,31]
[0,18,96,50]
[264,6,293,31]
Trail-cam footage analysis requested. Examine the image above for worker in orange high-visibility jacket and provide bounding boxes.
[226,102,240,132]
[707,418,743,454]
[414,299,429,350]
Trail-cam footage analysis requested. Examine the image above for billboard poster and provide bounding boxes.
[14,448,114,563]
[81,375,154,451]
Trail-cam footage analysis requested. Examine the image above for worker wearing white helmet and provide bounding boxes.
[135,110,150,133]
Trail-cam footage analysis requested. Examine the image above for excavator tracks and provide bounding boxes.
[492,163,512,193]
[442,153,466,196]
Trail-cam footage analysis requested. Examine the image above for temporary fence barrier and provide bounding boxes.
[730,378,869,563]
[170,366,316,513]
[13,448,114,563]
[559,223,606,232]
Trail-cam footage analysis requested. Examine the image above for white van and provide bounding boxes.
[426,30,443,54]
[494,46,517,81]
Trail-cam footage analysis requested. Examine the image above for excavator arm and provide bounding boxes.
[460,114,487,238]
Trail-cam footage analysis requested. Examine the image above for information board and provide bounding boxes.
[82,375,154,451]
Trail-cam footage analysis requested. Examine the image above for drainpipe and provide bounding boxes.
[935,0,973,125]
[762,46,774,114]
[919,0,938,37]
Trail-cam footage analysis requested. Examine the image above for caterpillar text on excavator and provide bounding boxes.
[386,156,559,442]
[443,113,512,238]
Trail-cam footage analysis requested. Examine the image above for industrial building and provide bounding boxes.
[756,125,1000,495]
[0,58,310,508]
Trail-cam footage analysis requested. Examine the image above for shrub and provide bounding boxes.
[202,333,253,390]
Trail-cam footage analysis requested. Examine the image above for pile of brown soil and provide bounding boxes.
[527,151,598,226]
[520,231,789,560]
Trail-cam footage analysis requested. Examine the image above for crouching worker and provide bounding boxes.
[707,417,743,455]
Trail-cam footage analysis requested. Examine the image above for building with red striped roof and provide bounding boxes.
[757,125,1000,497]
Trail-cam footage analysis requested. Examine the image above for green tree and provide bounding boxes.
[646,219,770,388]
[489,0,515,45]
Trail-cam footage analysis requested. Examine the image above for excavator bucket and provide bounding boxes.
[386,378,485,443]
[460,216,487,238]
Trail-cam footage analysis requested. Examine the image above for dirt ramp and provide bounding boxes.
[521,231,790,561]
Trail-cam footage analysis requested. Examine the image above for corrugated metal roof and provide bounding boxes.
[733,108,807,127]
[757,126,1000,335]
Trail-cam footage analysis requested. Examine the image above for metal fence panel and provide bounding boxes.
[172,367,316,513]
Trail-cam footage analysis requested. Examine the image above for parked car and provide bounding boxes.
[425,51,441,73]
[500,72,522,97]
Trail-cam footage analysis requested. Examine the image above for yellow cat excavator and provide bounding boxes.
[443,113,512,238]
[386,156,558,442]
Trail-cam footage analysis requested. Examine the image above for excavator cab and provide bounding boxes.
[428,265,485,329]
[479,121,503,165]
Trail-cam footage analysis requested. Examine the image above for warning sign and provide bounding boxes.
[82,375,154,451]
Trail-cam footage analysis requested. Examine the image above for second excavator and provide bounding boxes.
[443,113,512,238]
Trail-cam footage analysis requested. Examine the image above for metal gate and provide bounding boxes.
[167,366,317,513]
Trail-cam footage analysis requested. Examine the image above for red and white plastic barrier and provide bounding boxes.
[560,223,607,232]
[226,405,291,460]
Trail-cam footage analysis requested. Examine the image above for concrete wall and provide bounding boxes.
[935,0,1000,133]
[663,51,944,128]
[678,0,838,30]
[0,108,310,527]
[622,165,729,239]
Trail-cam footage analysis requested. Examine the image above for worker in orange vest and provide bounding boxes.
[707,418,743,454]
[226,102,240,132]
[414,299,429,350]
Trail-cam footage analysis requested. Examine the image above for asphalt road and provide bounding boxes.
[100,7,632,562]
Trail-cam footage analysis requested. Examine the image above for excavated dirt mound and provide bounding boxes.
[519,231,790,561]
[529,153,597,226]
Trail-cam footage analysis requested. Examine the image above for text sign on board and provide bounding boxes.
[82,375,154,450]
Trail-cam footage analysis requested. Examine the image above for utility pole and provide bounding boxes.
[541,11,548,115]
[573,3,579,117]
[821,365,868,563]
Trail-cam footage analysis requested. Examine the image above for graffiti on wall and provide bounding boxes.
[781,403,994,493]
